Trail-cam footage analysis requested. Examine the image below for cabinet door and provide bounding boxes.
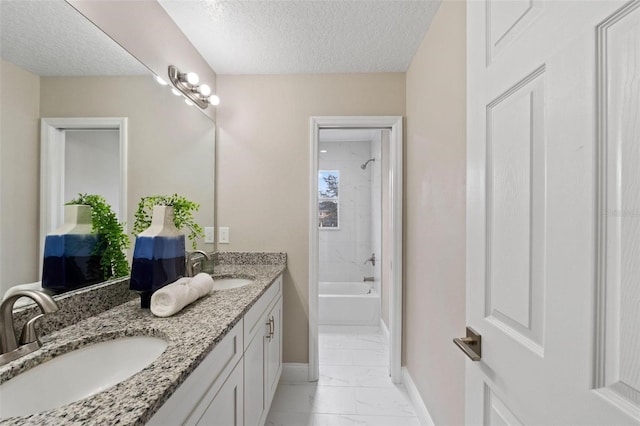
[243,321,267,426]
[148,321,243,426]
[265,296,282,407]
[193,360,244,426]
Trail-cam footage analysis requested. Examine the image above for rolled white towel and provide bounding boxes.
[189,273,214,297]
[150,277,199,317]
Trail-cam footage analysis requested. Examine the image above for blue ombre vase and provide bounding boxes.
[42,205,103,293]
[130,206,185,308]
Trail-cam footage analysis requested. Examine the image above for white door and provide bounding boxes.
[465,0,640,424]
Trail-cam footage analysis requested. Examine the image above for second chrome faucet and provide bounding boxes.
[186,250,212,277]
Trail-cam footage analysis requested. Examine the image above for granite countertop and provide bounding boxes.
[0,262,286,425]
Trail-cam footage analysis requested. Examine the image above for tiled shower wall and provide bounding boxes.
[318,136,381,283]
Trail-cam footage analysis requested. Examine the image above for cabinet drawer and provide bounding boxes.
[243,275,282,350]
[148,319,243,425]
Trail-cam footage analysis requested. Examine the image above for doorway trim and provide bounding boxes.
[308,116,403,383]
[40,117,128,267]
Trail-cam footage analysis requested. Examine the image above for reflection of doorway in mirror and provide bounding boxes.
[40,117,127,275]
[65,129,120,216]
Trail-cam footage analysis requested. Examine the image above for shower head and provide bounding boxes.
[360,158,375,170]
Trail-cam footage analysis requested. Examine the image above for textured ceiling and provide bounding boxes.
[0,0,149,76]
[158,0,442,75]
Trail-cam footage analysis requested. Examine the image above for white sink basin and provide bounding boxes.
[212,277,254,290]
[0,336,167,419]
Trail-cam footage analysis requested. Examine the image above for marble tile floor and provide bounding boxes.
[266,326,420,426]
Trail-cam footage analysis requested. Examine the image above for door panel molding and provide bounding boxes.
[483,383,523,426]
[485,65,546,356]
[594,1,640,419]
[486,0,544,65]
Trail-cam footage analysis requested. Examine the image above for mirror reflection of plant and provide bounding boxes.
[66,193,130,279]
[133,194,203,249]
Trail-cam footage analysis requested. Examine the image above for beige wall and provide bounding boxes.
[0,60,41,295]
[40,76,216,254]
[216,73,405,362]
[404,1,466,424]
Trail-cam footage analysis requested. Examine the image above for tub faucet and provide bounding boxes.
[0,290,58,366]
[364,253,376,267]
[186,250,212,277]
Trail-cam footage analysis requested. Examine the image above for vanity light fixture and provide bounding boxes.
[167,65,219,110]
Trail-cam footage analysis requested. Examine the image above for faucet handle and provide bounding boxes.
[19,314,44,345]
[191,260,203,276]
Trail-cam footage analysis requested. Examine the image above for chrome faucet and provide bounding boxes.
[364,253,376,267]
[186,250,212,277]
[0,290,58,366]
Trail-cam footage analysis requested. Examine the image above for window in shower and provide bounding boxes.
[318,170,339,228]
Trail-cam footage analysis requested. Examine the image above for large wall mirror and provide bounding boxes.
[0,0,216,298]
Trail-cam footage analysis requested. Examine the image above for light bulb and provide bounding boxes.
[199,84,211,96]
[155,75,168,86]
[184,98,194,106]
[171,88,182,96]
[208,94,220,106]
[186,72,199,85]
[320,150,328,153]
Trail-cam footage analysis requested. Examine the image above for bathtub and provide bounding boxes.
[319,282,380,326]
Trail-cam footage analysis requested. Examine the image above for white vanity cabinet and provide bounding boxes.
[148,320,244,426]
[148,274,283,426]
[243,276,283,426]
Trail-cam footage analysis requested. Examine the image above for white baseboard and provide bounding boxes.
[402,367,435,426]
[280,363,310,384]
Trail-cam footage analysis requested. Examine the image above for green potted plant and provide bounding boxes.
[130,194,204,307]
